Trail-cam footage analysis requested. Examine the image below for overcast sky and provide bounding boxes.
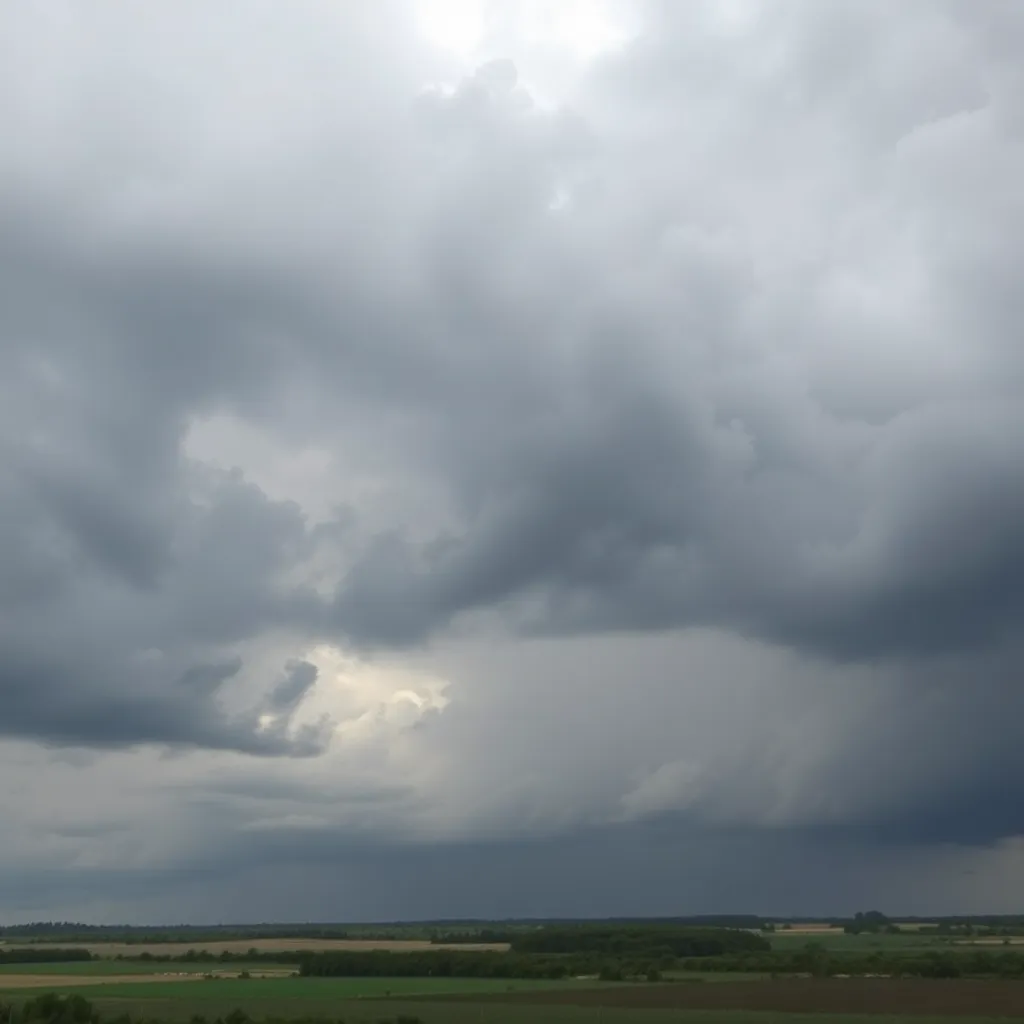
[2,0,1024,924]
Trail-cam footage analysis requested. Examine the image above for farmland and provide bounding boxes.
[0,976,599,1021]
[8,978,1024,1024]
[456,977,1024,1016]
[0,975,581,999]
[7,920,1024,1023]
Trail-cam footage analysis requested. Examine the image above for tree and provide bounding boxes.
[21,995,98,1024]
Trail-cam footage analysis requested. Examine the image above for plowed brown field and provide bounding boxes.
[441,978,1024,1016]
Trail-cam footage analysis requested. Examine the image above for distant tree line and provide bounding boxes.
[114,950,292,965]
[108,941,1024,982]
[299,926,766,981]
[299,949,663,980]
[9,915,1024,947]
[0,949,92,965]
[0,925,364,945]
[0,922,527,945]
[678,947,1024,979]
[511,925,768,957]
[842,911,900,935]
[836,910,1024,938]
[427,928,513,945]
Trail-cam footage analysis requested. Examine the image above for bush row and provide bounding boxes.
[511,925,768,957]
[0,949,92,964]
[298,949,664,980]
[3,996,422,1024]
[678,948,1024,978]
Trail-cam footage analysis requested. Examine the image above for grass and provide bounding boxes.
[0,975,584,1004]
[769,931,953,954]
[5,974,1024,1024]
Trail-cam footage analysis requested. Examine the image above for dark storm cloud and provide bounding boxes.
[1,0,1024,881]
[193,775,412,806]
[0,193,343,752]
[0,653,319,756]
[323,1,1024,661]
[266,661,319,714]
[4,818,988,924]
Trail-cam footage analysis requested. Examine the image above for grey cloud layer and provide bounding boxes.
[2,0,1024,873]
[329,4,1024,659]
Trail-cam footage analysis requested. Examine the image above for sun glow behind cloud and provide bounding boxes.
[518,0,634,61]
[414,0,636,68]
[414,0,486,57]
[301,644,450,742]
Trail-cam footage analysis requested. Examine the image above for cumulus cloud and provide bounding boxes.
[1,0,1024,919]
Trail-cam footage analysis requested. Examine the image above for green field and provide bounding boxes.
[0,975,585,1005]
[769,931,953,954]
[6,974,1024,1024]
[6,924,1024,1024]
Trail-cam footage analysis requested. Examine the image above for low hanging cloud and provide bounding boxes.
[2,0,1024,920]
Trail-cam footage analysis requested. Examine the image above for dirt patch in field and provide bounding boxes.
[21,939,509,958]
[439,978,1024,1016]
[0,974,197,990]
